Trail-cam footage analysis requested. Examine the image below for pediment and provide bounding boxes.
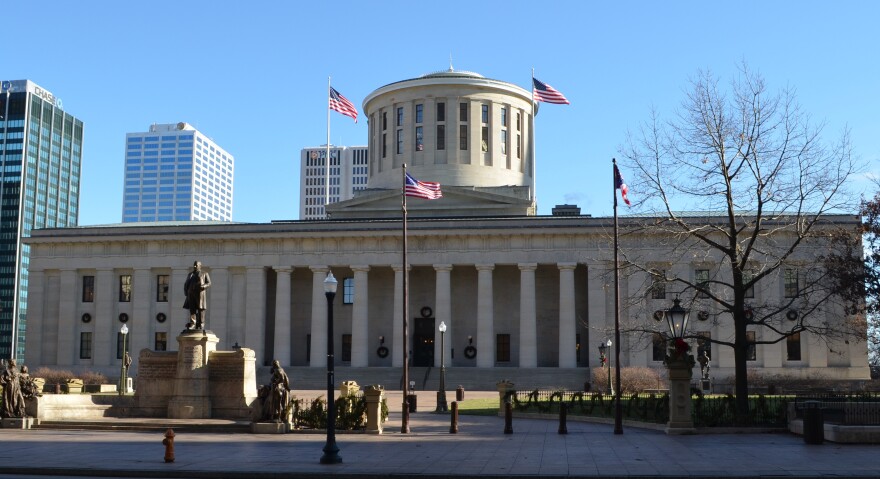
[326,186,535,219]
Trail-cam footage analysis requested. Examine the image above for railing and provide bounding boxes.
[508,390,669,424]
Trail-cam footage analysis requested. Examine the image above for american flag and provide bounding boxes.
[329,86,358,123]
[405,172,442,200]
[614,164,631,206]
[532,78,570,105]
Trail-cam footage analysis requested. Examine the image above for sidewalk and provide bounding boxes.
[1,391,878,478]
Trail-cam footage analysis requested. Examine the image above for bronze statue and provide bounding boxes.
[698,351,711,379]
[0,359,26,418]
[183,261,211,330]
[19,365,41,399]
[261,360,291,422]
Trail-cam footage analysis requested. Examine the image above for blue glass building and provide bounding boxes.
[0,80,83,359]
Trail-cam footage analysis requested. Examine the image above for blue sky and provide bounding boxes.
[4,0,878,225]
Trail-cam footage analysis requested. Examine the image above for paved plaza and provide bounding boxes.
[0,391,877,478]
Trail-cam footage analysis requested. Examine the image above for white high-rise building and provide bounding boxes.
[299,145,368,219]
[122,122,234,223]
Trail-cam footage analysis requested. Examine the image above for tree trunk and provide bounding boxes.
[733,314,750,425]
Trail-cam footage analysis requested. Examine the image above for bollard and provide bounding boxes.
[456,385,465,402]
[504,401,513,434]
[450,401,459,433]
[558,403,568,434]
[162,428,175,463]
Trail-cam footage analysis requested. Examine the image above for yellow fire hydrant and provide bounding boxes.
[163,428,175,463]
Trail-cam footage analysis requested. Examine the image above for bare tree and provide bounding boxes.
[619,64,863,422]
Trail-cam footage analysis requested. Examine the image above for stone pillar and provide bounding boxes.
[518,263,538,368]
[172,267,190,337]
[391,265,404,367]
[25,268,45,364]
[131,268,151,362]
[364,385,385,434]
[244,267,267,365]
[56,269,77,366]
[350,265,370,367]
[434,264,453,367]
[208,267,229,345]
[309,266,329,367]
[587,262,610,366]
[496,379,515,409]
[94,268,115,366]
[168,330,220,419]
[476,264,495,368]
[273,267,292,365]
[558,262,577,368]
[665,358,696,434]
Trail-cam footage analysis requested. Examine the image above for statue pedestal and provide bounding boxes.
[665,359,696,435]
[364,385,385,434]
[168,330,219,419]
[1,417,34,429]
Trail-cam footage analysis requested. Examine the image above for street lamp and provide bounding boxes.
[659,297,695,434]
[320,272,342,464]
[664,298,690,339]
[597,339,613,395]
[435,321,448,412]
[118,324,129,396]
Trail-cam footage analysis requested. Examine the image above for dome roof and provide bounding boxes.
[418,68,485,79]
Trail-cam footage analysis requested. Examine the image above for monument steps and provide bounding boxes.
[33,419,251,433]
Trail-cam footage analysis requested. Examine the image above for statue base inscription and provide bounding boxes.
[167,330,219,419]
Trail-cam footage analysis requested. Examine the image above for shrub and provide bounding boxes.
[592,366,666,394]
[29,368,108,385]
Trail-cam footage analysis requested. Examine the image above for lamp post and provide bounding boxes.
[597,339,613,395]
[659,297,695,434]
[320,272,342,464]
[118,324,129,396]
[435,321,448,412]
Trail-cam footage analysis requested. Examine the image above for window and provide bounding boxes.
[786,332,802,361]
[342,334,352,362]
[696,331,711,360]
[415,104,423,123]
[695,269,710,298]
[651,270,666,299]
[396,129,403,154]
[459,125,468,150]
[746,331,756,361]
[155,332,167,351]
[306,334,311,364]
[501,107,508,127]
[517,134,521,159]
[157,275,169,302]
[117,332,127,359]
[436,102,445,122]
[481,104,489,123]
[119,275,132,302]
[436,125,445,150]
[415,126,424,151]
[396,107,403,126]
[496,334,511,362]
[652,333,666,361]
[459,102,468,122]
[516,112,521,131]
[382,133,387,158]
[82,275,95,302]
[743,270,755,298]
[501,129,508,155]
[784,268,799,298]
[343,277,354,304]
[79,332,92,359]
[576,333,581,363]
[382,112,387,130]
[481,127,489,152]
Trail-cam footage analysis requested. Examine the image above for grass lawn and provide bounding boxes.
[453,398,499,416]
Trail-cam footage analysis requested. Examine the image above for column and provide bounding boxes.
[244,267,267,365]
[476,264,495,368]
[350,265,370,367]
[94,268,115,367]
[391,265,404,367]
[558,262,577,368]
[24,269,45,364]
[130,268,151,364]
[56,269,77,366]
[273,267,292,365]
[518,263,538,368]
[309,266,329,367]
[208,267,229,345]
[434,264,453,367]
[171,267,191,336]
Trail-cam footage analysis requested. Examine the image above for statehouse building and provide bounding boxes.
[22,70,870,389]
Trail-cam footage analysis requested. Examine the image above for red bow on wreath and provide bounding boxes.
[674,338,690,355]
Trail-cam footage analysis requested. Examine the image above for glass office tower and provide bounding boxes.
[0,80,83,359]
[122,123,233,223]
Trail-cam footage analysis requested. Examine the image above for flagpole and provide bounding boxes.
[612,158,623,435]
[530,68,537,208]
[325,76,331,217]
[401,163,410,434]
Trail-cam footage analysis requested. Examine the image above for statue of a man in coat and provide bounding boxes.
[183,260,211,330]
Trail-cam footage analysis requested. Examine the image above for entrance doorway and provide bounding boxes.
[412,317,435,367]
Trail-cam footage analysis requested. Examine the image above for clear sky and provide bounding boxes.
[4,0,878,225]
